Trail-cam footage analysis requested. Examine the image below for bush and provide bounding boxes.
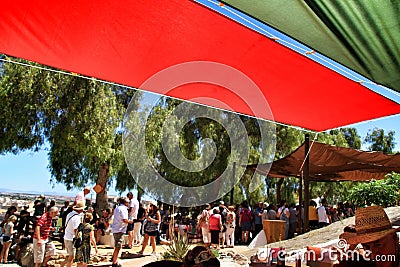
[348,173,400,207]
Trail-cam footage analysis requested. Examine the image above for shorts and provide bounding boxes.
[201,227,211,244]
[113,232,124,248]
[33,239,56,263]
[241,222,251,231]
[127,222,134,232]
[2,236,11,242]
[144,231,158,237]
[64,239,75,256]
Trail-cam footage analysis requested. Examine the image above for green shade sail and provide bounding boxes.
[223,0,400,92]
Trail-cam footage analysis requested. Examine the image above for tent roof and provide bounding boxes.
[222,0,400,93]
[248,141,400,181]
[0,0,400,132]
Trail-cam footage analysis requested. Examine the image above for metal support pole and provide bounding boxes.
[304,134,310,232]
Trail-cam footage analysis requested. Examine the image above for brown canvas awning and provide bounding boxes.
[248,141,400,181]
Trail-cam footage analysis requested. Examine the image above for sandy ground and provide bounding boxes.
[48,244,252,267]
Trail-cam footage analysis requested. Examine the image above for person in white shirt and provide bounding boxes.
[111,197,132,267]
[75,186,90,205]
[125,192,139,248]
[317,198,331,228]
[61,201,85,267]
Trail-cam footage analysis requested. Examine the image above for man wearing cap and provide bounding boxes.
[60,201,85,267]
[339,206,399,267]
[33,206,59,267]
[75,186,90,205]
[111,197,133,267]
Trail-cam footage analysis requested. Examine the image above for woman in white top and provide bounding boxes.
[225,206,236,248]
[0,215,17,263]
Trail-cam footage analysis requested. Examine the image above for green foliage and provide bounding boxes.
[329,128,361,149]
[385,172,400,190]
[348,174,400,207]
[364,128,396,153]
[0,56,134,192]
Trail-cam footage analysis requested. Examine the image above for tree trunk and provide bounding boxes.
[95,162,110,212]
[276,179,284,204]
[137,185,144,203]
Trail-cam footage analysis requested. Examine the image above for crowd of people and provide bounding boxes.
[0,188,357,267]
[0,188,163,267]
[196,198,356,250]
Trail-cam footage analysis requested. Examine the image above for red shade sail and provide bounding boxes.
[0,0,399,131]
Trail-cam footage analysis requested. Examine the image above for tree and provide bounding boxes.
[329,128,361,149]
[0,56,137,210]
[364,128,396,153]
[123,96,275,206]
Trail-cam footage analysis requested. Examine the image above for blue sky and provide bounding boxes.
[0,0,399,196]
[0,148,121,197]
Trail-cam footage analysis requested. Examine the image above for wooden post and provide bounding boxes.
[298,171,303,233]
[304,134,310,232]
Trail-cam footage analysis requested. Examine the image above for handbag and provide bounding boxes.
[73,236,83,248]
[73,223,84,248]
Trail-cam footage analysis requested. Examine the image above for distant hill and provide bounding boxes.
[0,187,77,198]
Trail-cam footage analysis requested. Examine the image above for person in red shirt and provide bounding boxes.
[33,206,59,267]
[239,203,252,244]
[209,208,222,250]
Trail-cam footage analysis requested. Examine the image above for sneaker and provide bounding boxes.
[112,263,122,267]
[151,251,157,256]
[136,250,143,255]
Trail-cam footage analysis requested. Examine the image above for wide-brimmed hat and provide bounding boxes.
[73,201,86,211]
[339,206,397,244]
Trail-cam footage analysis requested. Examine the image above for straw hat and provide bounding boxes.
[339,206,397,244]
[73,201,86,211]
